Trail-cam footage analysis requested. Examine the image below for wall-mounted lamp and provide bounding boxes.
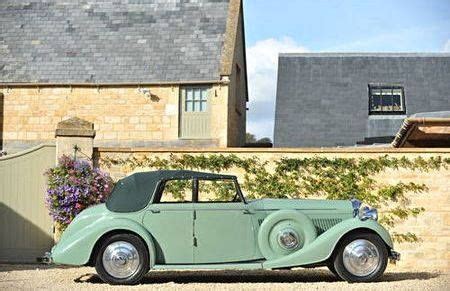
[138,87,160,102]
[138,87,151,96]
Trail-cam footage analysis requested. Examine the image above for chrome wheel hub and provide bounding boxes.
[277,228,300,250]
[343,239,380,277]
[102,241,140,278]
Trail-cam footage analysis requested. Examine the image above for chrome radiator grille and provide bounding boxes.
[312,218,342,235]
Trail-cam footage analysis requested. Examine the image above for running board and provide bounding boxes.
[153,262,264,270]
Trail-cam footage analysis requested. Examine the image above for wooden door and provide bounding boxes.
[179,87,211,139]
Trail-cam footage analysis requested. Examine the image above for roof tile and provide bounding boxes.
[0,0,230,83]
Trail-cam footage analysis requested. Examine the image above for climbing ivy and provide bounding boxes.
[101,154,450,243]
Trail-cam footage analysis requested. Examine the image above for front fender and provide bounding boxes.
[51,217,156,267]
[263,217,393,269]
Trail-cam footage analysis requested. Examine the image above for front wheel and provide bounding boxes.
[332,232,388,282]
[95,233,149,285]
[326,262,342,280]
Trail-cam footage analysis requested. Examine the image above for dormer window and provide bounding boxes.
[369,84,405,115]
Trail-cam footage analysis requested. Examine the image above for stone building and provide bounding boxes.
[274,53,450,147]
[0,0,248,153]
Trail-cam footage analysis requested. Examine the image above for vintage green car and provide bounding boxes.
[45,170,400,285]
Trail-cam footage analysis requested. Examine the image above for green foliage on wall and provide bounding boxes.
[101,154,450,243]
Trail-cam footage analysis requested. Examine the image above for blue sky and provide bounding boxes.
[243,0,450,139]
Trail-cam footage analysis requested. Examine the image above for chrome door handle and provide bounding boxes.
[151,209,160,214]
[243,209,252,214]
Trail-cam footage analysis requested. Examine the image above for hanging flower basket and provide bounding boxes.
[45,155,114,241]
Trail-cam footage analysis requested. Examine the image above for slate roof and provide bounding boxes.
[274,52,450,147]
[0,0,231,83]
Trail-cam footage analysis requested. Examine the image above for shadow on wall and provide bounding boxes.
[0,203,54,263]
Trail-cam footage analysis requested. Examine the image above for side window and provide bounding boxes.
[158,179,192,203]
[197,179,241,203]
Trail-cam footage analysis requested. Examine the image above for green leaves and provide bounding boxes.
[101,153,449,243]
[391,232,420,243]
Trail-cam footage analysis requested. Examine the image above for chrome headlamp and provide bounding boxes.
[359,206,378,221]
[351,198,378,221]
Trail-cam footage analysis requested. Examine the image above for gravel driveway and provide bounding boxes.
[0,264,448,290]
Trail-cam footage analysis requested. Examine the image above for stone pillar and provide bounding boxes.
[55,117,95,162]
[54,117,95,242]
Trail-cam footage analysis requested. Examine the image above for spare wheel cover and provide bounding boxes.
[257,210,317,260]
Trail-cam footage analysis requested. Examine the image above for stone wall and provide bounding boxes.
[0,84,235,152]
[226,8,247,147]
[95,147,450,272]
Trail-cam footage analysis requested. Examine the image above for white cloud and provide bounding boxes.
[443,40,450,52]
[246,37,308,140]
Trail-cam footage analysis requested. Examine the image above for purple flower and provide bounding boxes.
[45,155,114,229]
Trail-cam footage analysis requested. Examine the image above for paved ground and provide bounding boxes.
[0,264,448,290]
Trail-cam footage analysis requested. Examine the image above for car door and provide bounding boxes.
[142,179,194,264]
[193,178,257,264]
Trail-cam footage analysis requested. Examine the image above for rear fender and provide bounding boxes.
[263,217,393,269]
[51,218,156,267]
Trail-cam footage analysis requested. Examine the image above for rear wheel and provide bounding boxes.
[95,233,149,285]
[332,232,388,282]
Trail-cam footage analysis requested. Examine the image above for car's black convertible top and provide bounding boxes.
[106,170,235,212]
